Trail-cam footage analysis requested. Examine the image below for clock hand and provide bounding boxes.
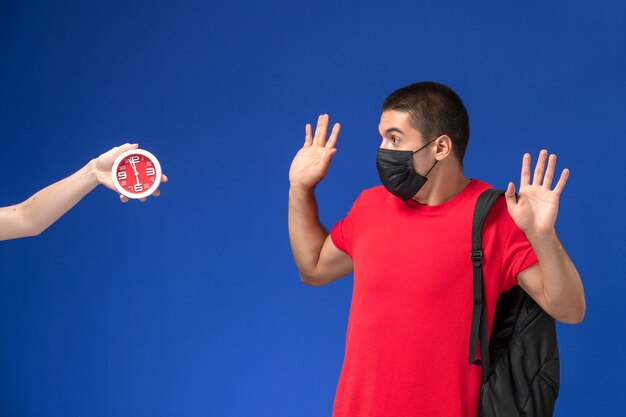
[129,160,139,176]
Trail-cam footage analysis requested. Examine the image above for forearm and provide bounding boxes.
[13,159,100,237]
[527,230,586,323]
[288,185,329,277]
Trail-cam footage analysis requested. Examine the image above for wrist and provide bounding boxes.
[525,227,558,245]
[85,159,101,186]
[289,182,315,194]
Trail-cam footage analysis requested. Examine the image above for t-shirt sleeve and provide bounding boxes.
[330,193,363,257]
[502,219,538,288]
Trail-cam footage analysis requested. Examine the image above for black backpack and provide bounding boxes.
[469,189,560,417]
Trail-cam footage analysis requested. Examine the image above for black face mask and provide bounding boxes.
[376,138,438,202]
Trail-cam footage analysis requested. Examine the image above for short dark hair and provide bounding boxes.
[382,81,470,165]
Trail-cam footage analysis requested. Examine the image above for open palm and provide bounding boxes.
[505,150,569,236]
[289,114,340,189]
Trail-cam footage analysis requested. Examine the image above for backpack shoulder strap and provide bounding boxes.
[468,188,505,382]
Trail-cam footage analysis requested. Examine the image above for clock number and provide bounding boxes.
[117,171,127,180]
[127,156,140,164]
[146,167,156,176]
[134,184,143,192]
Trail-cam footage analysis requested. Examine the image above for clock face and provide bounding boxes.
[111,149,162,199]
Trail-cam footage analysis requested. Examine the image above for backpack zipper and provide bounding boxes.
[537,370,559,397]
[512,307,542,344]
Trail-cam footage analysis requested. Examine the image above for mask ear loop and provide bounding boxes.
[424,159,438,176]
[411,137,439,155]
[413,136,439,176]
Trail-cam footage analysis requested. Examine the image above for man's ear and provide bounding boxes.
[434,135,453,161]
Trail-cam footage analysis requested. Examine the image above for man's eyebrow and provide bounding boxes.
[376,126,404,137]
[382,127,404,135]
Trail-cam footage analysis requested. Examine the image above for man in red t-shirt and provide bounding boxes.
[288,82,585,417]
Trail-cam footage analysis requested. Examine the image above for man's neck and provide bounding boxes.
[412,169,471,206]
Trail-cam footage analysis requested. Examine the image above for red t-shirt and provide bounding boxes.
[329,179,538,417]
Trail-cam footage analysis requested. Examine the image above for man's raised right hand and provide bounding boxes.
[289,114,340,190]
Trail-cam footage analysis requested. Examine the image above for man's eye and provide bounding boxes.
[392,136,400,144]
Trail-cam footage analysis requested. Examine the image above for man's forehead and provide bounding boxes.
[379,110,415,134]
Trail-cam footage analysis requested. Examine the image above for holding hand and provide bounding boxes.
[94,143,168,202]
[505,150,569,238]
[289,114,341,190]
[0,143,168,240]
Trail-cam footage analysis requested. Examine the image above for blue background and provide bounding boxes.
[1,1,624,416]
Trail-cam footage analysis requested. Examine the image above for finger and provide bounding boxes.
[543,154,557,189]
[504,181,517,207]
[520,153,531,186]
[139,197,147,202]
[532,150,548,185]
[109,143,138,158]
[118,143,139,153]
[324,148,337,162]
[326,123,341,149]
[304,124,313,147]
[553,168,569,196]
[152,189,161,197]
[119,194,129,203]
[161,174,168,183]
[313,114,329,146]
